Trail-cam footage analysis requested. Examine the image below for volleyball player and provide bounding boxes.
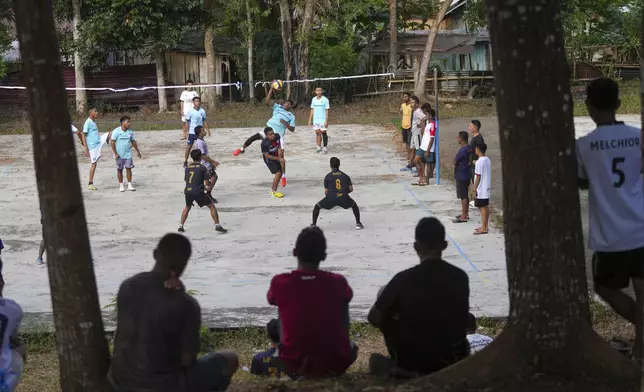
[309,87,330,153]
[312,157,363,229]
[261,128,285,198]
[576,77,644,360]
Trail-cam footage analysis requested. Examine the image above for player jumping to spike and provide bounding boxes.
[261,128,286,198]
[312,157,363,230]
[233,86,295,187]
[179,150,227,234]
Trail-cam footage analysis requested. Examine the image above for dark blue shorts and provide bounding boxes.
[187,133,198,145]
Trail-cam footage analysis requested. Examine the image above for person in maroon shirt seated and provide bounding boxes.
[267,226,357,378]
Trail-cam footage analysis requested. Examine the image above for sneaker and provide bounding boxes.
[178,226,185,233]
[316,147,321,153]
[215,225,228,234]
[281,177,287,187]
[323,147,327,154]
[356,223,364,230]
[232,149,243,156]
[36,257,44,265]
[87,184,98,191]
[128,183,136,191]
[271,191,284,198]
[119,184,125,192]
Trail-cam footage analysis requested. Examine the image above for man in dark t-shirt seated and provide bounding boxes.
[250,319,287,379]
[267,226,358,378]
[368,217,469,377]
[109,234,238,392]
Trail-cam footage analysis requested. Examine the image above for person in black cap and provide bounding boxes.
[251,319,287,378]
[367,217,470,377]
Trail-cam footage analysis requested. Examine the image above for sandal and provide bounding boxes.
[453,217,468,223]
[474,229,489,235]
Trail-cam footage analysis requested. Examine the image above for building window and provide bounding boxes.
[110,51,134,66]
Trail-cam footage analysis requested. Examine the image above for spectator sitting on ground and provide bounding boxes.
[250,319,287,379]
[368,217,469,377]
[0,270,27,392]
[267,226,357,378]
[109,234,238,392]
[466,313,493,355]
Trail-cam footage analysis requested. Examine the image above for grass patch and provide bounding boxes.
[572,79,640,117]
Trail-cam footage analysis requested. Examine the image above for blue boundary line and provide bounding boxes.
[366,139,480,272]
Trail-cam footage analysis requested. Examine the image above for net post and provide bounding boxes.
[434,67,440,185]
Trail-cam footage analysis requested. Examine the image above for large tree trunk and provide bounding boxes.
[278,0,293,100]
[413,0,450,97]
[297,0,315,101]
[203,0,217,107]
[402,0,639,390]
[246,0,255,100]
[12,0,111,390]
[71,0,86,115]
[388,0,397,73]
[155,51,168,112]
[640,5,643,173]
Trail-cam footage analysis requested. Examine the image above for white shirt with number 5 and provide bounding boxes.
[576,123,644,252]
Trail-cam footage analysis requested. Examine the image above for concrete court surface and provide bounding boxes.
[0,124,507,329]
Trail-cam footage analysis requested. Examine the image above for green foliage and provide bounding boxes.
[310,41,359,78]
[233,30,285,82]
[462,0,486,31]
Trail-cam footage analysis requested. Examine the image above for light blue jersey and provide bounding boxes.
[83,118,100,149]
[311,96,330,125]
[186,107,206,135]
[110,127,136,159]
[266,103,295,137]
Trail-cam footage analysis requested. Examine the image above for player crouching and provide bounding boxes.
[312,157,363,230]
[179,150,227,234]
[261,128,286,198]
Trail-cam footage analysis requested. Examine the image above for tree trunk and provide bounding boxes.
[388,0,397,73]
[71,0,86,115]
[640,5,643,173]
[413,0,451,97]
[155,51,168,112]
[278,0,293,100]
[12,0,111,391]
[246,0,255,100]
[402,0,640,390]
[203,1,217,107]
[297,0,315,100]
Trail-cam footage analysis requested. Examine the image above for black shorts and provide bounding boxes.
[317,196,355,210]
[456,180,469,200]
[474,198,489,208]
[185,192,212,207]
[593,247,644,289]
[265,160,281,174]
[401,128,411,146]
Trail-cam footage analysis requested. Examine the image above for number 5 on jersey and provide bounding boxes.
[612,157,625,188]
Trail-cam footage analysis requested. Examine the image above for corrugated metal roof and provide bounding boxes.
[370,33,477,55]
[171,31,237,56]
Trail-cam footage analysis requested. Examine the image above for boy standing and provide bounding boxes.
[400,92,414,171]
[473,143,491,234]
[576,77,644,360]
[309,87,330,153]
[267,226,357,378]
[179,80,198,140]
[81,108,101,190]
[192,125,220,202]
[312,157,363,230]
[110,116,141,192]
[184,97,210,167]
[453,131,471,223]
[179,150,227,234]
[412,105,435,186]
[409,96,427,175]
[468,120,484,186]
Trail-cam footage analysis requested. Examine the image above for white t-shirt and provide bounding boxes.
[71,124,78,134]
[474,156,491,199]
[420,120,436,152]
[180,90,199,115]
[467,333,493,354]
[576,123,644,252]
[411,108,426,134]
[0,298,22,375]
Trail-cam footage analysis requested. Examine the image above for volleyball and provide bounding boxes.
[272,79,284,90]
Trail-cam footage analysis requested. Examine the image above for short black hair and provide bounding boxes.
[195,125,204,135]
[415,217,447,251]
[295,226,327,264]
[476,143,488,154]
[330,157,340,169]
[192,96,201,102]
[285,99,294,106]
[119,115,131,124]
[264,127,274,135]
[403,92,411,97]
[421,103,432,112]
[190,149,202,161]
[458,131,469,143]
[156,233,192,271]
[429,108,436,118]
[89,107,97,113]
[186,79,194,84]
[471,120,481,130]
[410,95,420,104]
[467,312,477,332]
[267,319,281,344]
[587,77,619,110]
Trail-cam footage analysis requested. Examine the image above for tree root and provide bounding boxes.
[397,323,640,392]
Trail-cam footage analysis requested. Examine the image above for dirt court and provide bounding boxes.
[0,124,507,329]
